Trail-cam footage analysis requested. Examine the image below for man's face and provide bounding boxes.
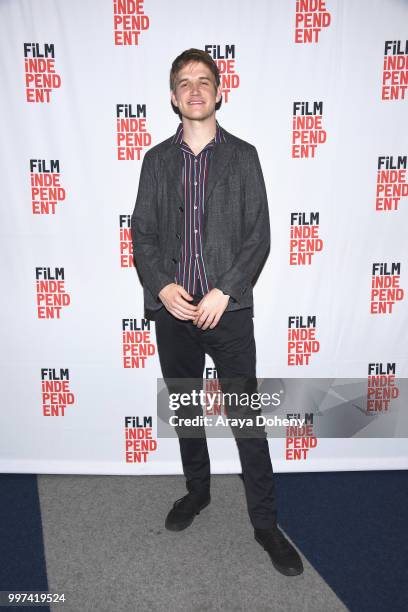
[171,61,222,121]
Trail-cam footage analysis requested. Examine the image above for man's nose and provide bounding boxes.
[189,82,201,93]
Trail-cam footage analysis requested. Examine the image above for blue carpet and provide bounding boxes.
[276,470,408,612]
[0,474,50,611]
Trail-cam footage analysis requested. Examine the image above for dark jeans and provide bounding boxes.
[154,298,278,530]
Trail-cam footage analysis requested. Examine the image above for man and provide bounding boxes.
[131,48,303,577]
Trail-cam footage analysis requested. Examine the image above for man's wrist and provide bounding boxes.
[157,281,175,301]
[214,287,231,299]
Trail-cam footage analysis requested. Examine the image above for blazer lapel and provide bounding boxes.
[204,142,234,207]
[163,145,184,206]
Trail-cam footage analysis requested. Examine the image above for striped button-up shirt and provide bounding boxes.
[171,119,227,295]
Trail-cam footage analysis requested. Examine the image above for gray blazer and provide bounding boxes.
[130,123,270,320]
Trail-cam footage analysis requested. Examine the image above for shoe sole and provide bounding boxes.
[165,498,211,532]
[254,534,304,576]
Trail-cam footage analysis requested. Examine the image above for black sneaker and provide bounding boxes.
[254,526,304,576]
[165,492,211,531]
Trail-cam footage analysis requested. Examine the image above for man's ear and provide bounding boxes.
[216,84,222,103]
[170,90,178,108]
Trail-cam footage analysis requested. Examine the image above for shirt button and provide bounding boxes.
[195,253,199,257]
[194,229,198,233]
[194,181,197,185]
[194,206,197,210]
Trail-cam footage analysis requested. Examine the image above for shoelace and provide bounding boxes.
[174,494,199,512]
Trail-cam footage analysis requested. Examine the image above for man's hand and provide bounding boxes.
[193,288,230,330]
[159,283,198,320]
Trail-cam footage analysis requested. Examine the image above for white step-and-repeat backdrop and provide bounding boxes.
[1,0,407,474]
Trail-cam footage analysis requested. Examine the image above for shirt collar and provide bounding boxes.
[171,119,227,148]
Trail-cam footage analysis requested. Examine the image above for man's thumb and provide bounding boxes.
[178,286,193,300]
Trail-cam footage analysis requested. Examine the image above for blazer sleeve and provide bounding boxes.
[130,152,175,300]
[214,145,271,303]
